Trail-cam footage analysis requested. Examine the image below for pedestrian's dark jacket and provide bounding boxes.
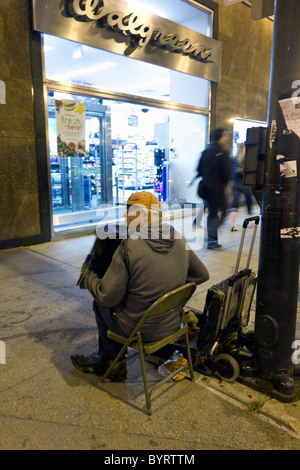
[197,143,231,189]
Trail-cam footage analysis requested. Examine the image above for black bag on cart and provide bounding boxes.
[196,269,257,356]
[195,216,260,382]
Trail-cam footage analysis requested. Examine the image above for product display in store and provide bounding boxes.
[114,140,165,203]
[116,142,138,191]
[153,147,167,201]
[50,162,63,207]
[115,142,156,189]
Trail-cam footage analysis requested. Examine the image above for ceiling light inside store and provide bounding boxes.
[55,62,117,81]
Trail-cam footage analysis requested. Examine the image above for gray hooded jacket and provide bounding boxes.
[84,224,209,340]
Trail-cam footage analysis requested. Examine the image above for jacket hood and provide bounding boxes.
[96,222,179,254]
[136,223,177,254]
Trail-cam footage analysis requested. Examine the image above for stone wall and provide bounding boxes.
[0,0,41,244]
[0,0,274,248]
[213,0,273,129]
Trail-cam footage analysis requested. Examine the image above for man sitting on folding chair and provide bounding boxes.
[71,191,209,381]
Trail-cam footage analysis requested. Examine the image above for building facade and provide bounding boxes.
[0,0,273,249]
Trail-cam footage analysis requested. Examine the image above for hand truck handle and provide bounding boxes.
[235,216,260,273]
[243,216,260,229]
[228,268,252,286]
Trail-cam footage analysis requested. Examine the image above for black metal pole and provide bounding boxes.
[254,0,300,398]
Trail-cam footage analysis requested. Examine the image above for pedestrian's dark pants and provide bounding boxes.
[93,300,128,360]
[206,190,228,248]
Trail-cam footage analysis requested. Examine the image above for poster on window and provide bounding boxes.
[55,100,86,157]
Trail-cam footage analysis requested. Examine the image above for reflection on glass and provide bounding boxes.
[48,92,208,231]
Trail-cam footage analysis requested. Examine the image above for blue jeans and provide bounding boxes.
[93,300,127,360]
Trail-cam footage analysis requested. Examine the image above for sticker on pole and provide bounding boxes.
[276,155,297,178]
[280,160,297,178]
[280,227,300,239]
[279,98,300,139]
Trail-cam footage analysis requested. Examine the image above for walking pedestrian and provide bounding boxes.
[197,128,231,249]
[229,142,253,231]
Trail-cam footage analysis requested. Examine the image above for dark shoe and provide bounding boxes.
[231,227,238,232]
[71,353,106,376]
[207,243,222,250]
[71,353,127,381]
[106,359,127,381]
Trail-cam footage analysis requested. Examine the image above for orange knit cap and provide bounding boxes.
[126,191,160,211]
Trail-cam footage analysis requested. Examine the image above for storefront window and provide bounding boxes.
[44,35,210,109]
[43,1,212,232]
[48,91,208,230]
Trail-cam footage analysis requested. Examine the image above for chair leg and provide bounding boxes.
[137,332,152,415]
[100,344,128,383]
[185,332,195,382]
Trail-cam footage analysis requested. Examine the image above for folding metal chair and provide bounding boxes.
[101,282,197,415]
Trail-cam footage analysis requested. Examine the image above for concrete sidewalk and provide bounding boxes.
[1,207,300,450]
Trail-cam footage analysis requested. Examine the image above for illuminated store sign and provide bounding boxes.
[32,0,221,82]
[68,0,212,62]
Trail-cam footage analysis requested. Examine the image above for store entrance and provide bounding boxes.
[47,88,209,233]
[48,92,112,230]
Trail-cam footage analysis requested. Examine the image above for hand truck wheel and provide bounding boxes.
[213,353,240,383]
